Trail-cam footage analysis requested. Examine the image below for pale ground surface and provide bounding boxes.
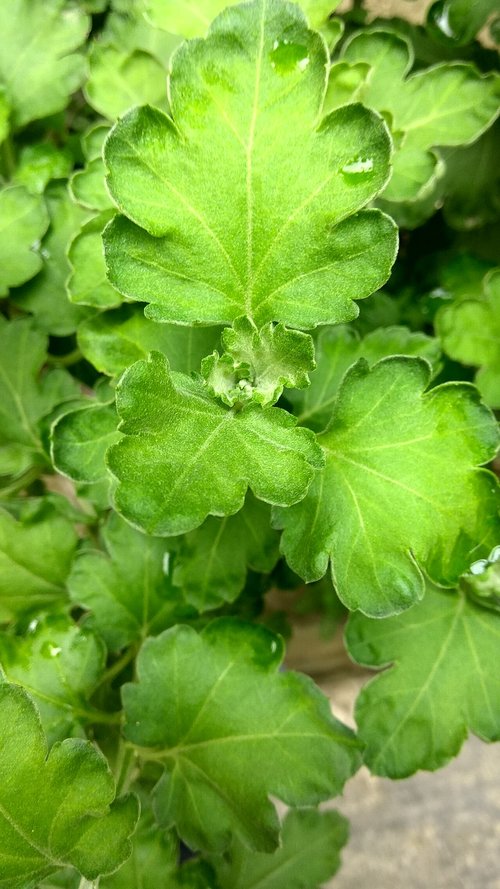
[285,626,500,889]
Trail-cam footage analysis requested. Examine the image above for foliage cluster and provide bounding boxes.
[0,0,499,886]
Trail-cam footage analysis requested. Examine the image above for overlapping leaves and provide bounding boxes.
[277,357,500,616]
[123,620,360,852]
[108,351,323,535]
[326,28,500,207]
[347,582,500,776]
[0,683,138,886]
[104,0,396,329]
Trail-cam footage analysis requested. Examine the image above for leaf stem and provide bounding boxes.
[0,465,44,497]
[115,742,136,796]
[99,645,137,687]
[46,348,83,367]
[78,878,99,889]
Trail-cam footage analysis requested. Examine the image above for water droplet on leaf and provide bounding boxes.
[270,39,310,75]
[470,558,489,575]
[341,157,374,179]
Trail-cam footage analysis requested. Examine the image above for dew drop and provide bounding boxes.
[270,39,310,75]
[341,156,374,178]
[427,0,465,44]
[163,552,170,575]
[470,559,489,576]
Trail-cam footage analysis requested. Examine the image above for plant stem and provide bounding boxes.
[115,742,136,796]
[46,347,83,367]
[78,878,99,889]
[98,645,137,687]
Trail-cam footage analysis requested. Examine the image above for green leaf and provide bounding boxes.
[0,0,88,127]
[67,212,122,309]
[123,619,360,852]
[346,582,500,777]
[77,305,222,377]
[143,0,340,36]
[213,808,348,889]
[104,0,396,328]
[288,325,441,432]
[14,142,74,194]
[51,399,121,484]
[11,185,92,337]
[0,186,49,296]
[172,494,280,611]
[440,120,500,231]
[326,29,500,203]
[70,125,113,212]
[13,144,73,196]
[0,502,78,622]
[100,798,178,888]
[67,512,190,651]
[202,317,315,407]
[0,682,138,886]
[85,44,169,121]
[275,357,500,616]
[0,614,106,744]
[436,269,500,408]
[108,351,324,536]
[0,317,79,459]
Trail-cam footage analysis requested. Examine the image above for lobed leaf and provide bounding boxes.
[0,503,78,623]
[122,619,360,852]
[68,512,190,651]
[0,614,106,744]
[326,29,500,204]
[436,268,500,408]
[213,808,349,889]
[172,494,280,611]
[104,0,396,329]
[346,582,500,776]
[0,682,138,886]
[0,0,88,127]
[288,324,441,432]
[276,357,500,616]
[108,351,324,536]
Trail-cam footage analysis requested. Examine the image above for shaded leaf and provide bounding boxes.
[213,808,348,889]
[0,682,138,886]
[0,186,49,296]
[67,211,122,309]
[172,494,280,611]
[77,305,221,377]
[0,614,106,744]
[288,325,440,432]
[11,185,92,336]
[0,502,78,622]
[123,619,360,851]
[68,512,190,651]
[347,582,500,776]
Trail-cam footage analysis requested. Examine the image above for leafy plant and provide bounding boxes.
[0,0,499,886]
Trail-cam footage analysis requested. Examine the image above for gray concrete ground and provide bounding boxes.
[331,736,500,889]
[317,671,500,889]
